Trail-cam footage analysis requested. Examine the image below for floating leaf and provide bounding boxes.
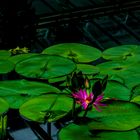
[42,43,101,63]
[104,81,131,101]
[9,53,38,64]
[19,94,73,123]
[102,45,140,62]
[2,95,34,109]
[0,50,11,60]
[76,64,99,75]
[59,123,139,140]
[131,84,140,105]
[0,79,60,96]
[0,60,14,74]
[97,61,140,88]
[48,76,66,83]
[59,124,92,140]
[15,54,76,79]
[85,101,140,131]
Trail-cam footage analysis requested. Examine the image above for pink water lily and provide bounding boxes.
[72,89,105,111]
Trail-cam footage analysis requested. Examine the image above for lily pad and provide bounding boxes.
[19,94,73,123]
[42,43,101,63]
[59,123,139,140]
[9,53,38,64]
[76,64,99,75]
[2,95,35,109]
[85,101,140,131]
[0,98,9,115]
[102,45,140,62]
[0,79,60,96]
[131,84,140,105]
[103,81,131,101]
[0,60,14,74]
[59,124,92,140]
[48,76,66,83]
[97,61,140,88]
[15,54,76,79]
[0,50,11,60]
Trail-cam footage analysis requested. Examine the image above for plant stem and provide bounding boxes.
[47,122,51,137]
[72,99,76,119]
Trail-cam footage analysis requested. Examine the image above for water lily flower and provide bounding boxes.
[72,89,105,111]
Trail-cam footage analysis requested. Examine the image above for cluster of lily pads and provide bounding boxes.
[0,43,140,140]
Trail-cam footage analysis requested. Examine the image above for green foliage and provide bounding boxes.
[19,94,73,123]
[59,123,140,140]
[80,101,140,131]
[15,54,76,79]
[0,44,140,139]
[42,43,102,63]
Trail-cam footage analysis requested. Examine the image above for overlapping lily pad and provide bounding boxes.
[0,60,14,74]
[59,123,139,140]
[84,101,140,131]
[76,64,99,75]
[0,50,11,60]
[9,53,38,64]
[131,84,140,105]
[103,81,131,101]
[42,43,101,63]
[15,54,76,79]
[19,94,73,123]
[102,45,140,62]
[0,79,60,108]
[97,61,140,88]
[0,98,9,115]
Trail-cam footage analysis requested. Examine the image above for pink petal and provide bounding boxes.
[93,104,102,112]
[81,102,88,110]
[96,94,103,101]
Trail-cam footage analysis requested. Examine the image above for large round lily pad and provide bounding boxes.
[0,60,14,74]
[9,53,38,64]
[97,61,140,88]
[19,94,73,123]
[102,45,140,62]
[0,50,11,60]
[42,43,101,63]
[84,101,140,131]
[59,123,139,140]
[15,54,76,79]
[0,98,9,115]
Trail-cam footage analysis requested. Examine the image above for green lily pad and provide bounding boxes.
[102,45,140,62]
[59,123,139,140]
[19,94,73,123]
[48,76,66,83]
[103,81,131,101]
[59,124,92,140]
[9,53,38,64]
[76,64,99,75]
[0,79,60,96]
[131,84,140,105]
[0,98,9,115]
[0,50,11,60]
[2,95,34,109]
[15,54,76,79]
[0,60,14,74]
[85,101,140,131]
[97,61,140,88]
[42,43,101,63]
